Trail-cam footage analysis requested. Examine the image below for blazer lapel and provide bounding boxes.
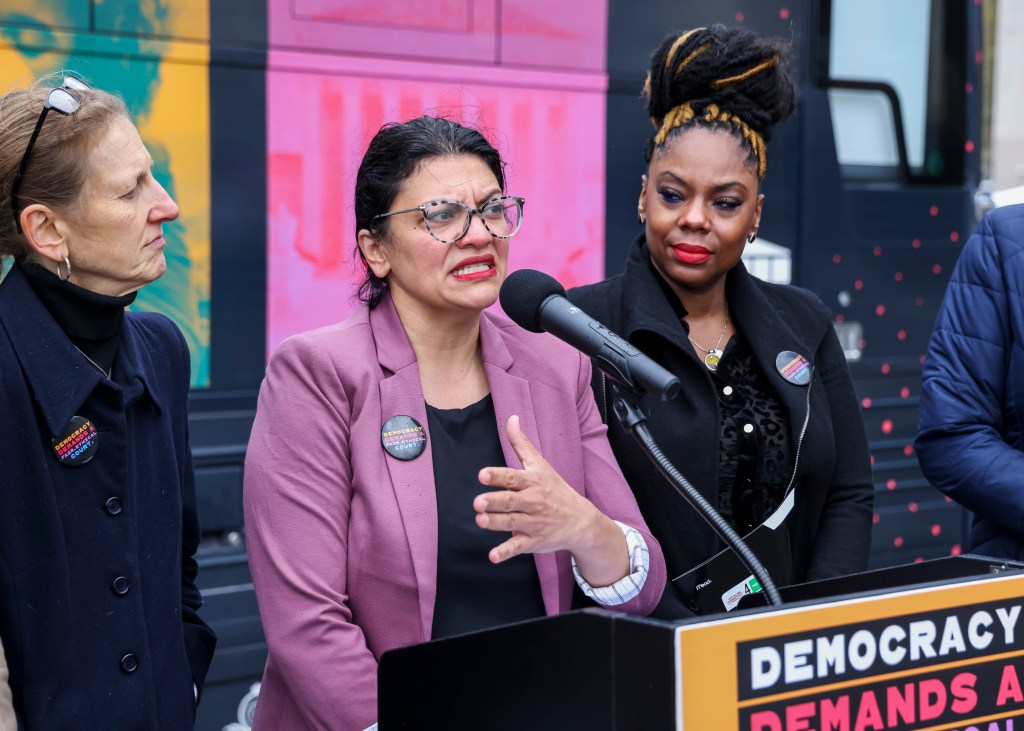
[371,299,439,639]
[480,313,569,615]
[0,266,102,436]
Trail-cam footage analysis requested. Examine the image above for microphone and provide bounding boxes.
[500,269,680,400]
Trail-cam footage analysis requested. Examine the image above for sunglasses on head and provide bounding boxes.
[10,76,92,234]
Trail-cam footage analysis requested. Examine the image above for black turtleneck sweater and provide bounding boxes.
[18,260,136,377]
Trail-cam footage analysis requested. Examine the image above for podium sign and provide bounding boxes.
[379,558,1024,730]
[677,571,1024,730]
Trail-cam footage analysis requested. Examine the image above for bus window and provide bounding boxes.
[828,87,902,176]
[819,0,967,184]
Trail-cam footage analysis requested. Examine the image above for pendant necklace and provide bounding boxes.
[688,308,729,372]
[73,344,112,380]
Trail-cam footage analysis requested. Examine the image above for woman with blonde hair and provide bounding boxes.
[0,75,215,727]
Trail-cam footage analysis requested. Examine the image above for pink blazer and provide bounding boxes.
[243,296,666,731]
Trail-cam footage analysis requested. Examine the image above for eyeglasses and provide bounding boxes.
[373,195,525,244]
[10,76,92,234]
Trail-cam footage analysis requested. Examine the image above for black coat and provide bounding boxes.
[568,236,874,618]
[0,265,216,729]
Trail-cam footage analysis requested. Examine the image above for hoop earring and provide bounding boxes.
[56,255,72,282]
[747,230,757,244]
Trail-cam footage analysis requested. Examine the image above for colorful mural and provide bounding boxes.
[0,0,212,387]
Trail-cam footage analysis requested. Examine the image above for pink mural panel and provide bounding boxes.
[270,0,498,63]
[266,51,607,354]
[269,0,606,69]
[499,0,607,71]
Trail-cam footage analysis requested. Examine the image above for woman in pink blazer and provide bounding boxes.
[243,116,666,731]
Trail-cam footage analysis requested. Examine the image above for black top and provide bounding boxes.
[427,394,546,640]
[712,336,793,533]
[650,259,793,534]
[17,259,136,376]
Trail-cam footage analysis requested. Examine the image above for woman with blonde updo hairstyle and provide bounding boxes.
[570,25,874,618]
[0,75,215,727]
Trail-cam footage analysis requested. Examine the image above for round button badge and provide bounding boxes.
[776,351,812,386]
[381,415,427,461]
[51,415,99,466]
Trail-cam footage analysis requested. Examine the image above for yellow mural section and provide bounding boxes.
[0,0,212,387]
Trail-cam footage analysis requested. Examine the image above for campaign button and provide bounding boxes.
[51,416,99,466]
[775,351,812,386]
[381,415,427,461]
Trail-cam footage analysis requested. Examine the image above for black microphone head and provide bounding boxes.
[499,268,567,333]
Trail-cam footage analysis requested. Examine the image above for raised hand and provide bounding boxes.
[474,415,629,587]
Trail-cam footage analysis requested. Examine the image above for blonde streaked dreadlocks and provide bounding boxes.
[643,25,796,179]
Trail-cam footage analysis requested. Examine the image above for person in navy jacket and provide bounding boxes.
[918,204,1024,560]
[0,76,215,728]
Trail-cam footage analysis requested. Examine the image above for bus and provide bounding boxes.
[0,1,986,726]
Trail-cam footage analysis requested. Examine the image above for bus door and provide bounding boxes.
[801,0,983,566]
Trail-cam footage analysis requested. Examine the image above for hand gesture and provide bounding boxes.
[474,415,629,587]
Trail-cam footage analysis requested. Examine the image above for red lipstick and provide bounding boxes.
[671,243,711,265]
[450,254,496,281]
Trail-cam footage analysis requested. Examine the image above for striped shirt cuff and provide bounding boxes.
[571,520,650,606]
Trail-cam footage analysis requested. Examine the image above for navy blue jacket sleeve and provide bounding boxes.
[917,208,1024,541]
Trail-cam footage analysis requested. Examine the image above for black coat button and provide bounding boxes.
[120,653,138,673]
[112,577,130,596]
[105,497,123,516]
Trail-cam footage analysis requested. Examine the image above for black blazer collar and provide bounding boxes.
[618,235,691,346]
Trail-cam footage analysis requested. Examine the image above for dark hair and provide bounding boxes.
[353,116,507,308]
[0,76,130,264]
[643,25,796,176]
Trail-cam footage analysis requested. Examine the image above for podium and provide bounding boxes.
[378,556,1024,730]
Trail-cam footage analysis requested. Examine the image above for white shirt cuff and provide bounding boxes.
[571,520,650,606]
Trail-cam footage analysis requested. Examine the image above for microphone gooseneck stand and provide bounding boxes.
[610,386,783,608]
